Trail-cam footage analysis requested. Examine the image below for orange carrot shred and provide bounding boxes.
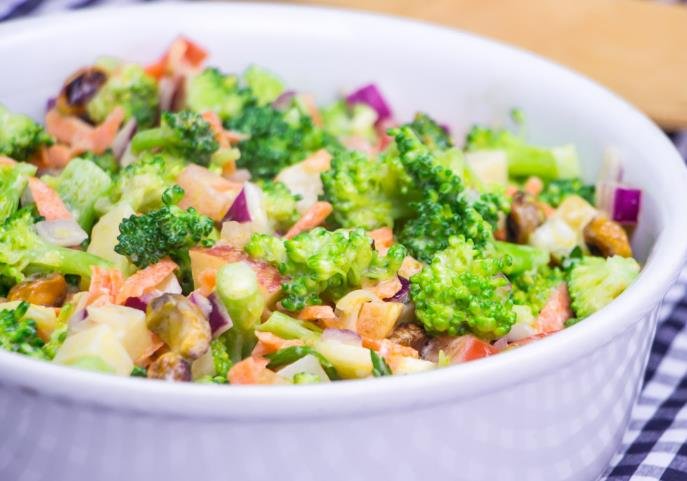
[285,201,333,239]
[116,259,178,304]
[27,177,72,221]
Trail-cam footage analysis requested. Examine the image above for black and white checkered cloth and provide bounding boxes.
[3,1,687,479]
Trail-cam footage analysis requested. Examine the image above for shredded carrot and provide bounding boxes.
[368,227,394,255]
[38,144,73,170]
[228,356,279,385]
[116,259,178,304]
[201,111,230,148]
[145,36,208,80]
[285,201,333,239]
[398,256,423,279]
[524,176,544,196]
[87,266,124,305]
[298,93,322,127]
[45,107,124,155]
[90,106,125,154]
[363,337,419,359]
[0,156,16,166]
[197,268,217,297]
[27,177,72,221]
[252,331,304,357]
[535,283,572,334]
[297,305,336,321]
[302,148,332,173]
[505,185,519,198]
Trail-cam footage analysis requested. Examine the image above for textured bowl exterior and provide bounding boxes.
[1,4,686,481]
[0,309,656,481]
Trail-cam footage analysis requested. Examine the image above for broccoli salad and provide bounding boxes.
[0,37,642,384]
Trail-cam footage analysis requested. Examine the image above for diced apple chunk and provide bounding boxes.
[314,339,372,379]
[54,324,133,376]
[86,304,154,362]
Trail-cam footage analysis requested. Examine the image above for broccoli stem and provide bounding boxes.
[215,262,265,333]
[494,241,549,275]
[256,312,321,343]
[131,128,177,154]
[31,244,113,279]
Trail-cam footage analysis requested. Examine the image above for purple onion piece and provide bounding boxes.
[208,293,233,338]
[272,90,296,111]
[612,186,641,224]
[158,77,176,112]
[46,97,56,112]
[223,188,251,223]
[188,291,212,319]
[321,328,362,346]
[124,297,148,312]
[384,276,410,303]
[63,68,107,108]
[67,308,88,332]
[345,83,392,122]
[111,118,137,161]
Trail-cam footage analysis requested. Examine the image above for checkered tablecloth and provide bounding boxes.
[3,1,687,479]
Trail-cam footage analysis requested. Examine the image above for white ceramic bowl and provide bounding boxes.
[1,3,686,480]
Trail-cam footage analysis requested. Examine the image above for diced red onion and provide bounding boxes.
[345,83,392,122]
[67,308,88,332]
[321,328,362,346]
[493,336,509,351]
[208,293,233,338]
[46,97,56,112]
[188,291,212,318]
[272,90,296,111]
[124,297,148,312]
[384,276,410,303]
[111,118,137,160]
[159,77,177,112]
[35,219,88,247]
[596,181,642,225]
[223,187,250,223]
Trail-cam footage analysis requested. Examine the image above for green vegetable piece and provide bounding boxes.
[494,241,549,275]
[511,266,564,317]
[185,67,250,121]
[260,181,300,232]
[0,301,46,359]
[539,178,595,207]
[131,365,147,377]
[64,355,115,374]
[0,162,36,224]
[265,345,338,380]
[0,104,53,161]
[321,100,379,146]
[209,336,232,381]
[86,63,159,128]
[216,262,265,333]
[569,255,640,318]
[293,372,321,384]
[410,236,516,339]
[370,350,392,377]
[256,311,321,343]
[131,110,219,166]
[243,65,285,106]
[42,157,112,230]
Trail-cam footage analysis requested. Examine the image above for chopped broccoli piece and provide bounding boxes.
[321,100,379,145]
[260,180,300,232]
[472,191,510,230]
[539,178,595,207]
[0,208,112,284]
[131,365,147,377]
[247,227,406,311]
[321,149,416,229]
[0,162,36,224]
[86,63,159,128]
[208,335,232,381]
[465,126,580,180]
[569,255,640,318]
[494,241,549,276]
[243,65,285,106]
[392,126,493,262]
[185,67,251,121]
[80,149,119,176]
[407,112,452,150]
[293,372,321,384]
[410,236,516,339]
[101,153,185,214]
[228,101,340,180]
[510,265,564,316]
[243,232,286,265]
[131,110,219,166]
[42,157,112,230]
[115,185,216,269]
[0,104,53,161]
[256,311,321,343]
[0,301,46,359]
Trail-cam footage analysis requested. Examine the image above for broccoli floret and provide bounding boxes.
[0,162,36,224]
[102,153,185,214]
[407,112,452,150]
[86,63,159,128]
[465,126,580,180]
[80,149,119,176]
[243,232,286,265]
[392,126,493,262]
[494,241,549,276]
[321,100,379,146]
[131,110,219,166]
[0,301,46,359]
[0,208,112,284]
[228,101,340,180]
[0,105,53,161]
[411,236,516,339]
[115,185,216,269]
[539,178,595,207]
[246,227,406,311]
[185,67,251,121]
[321,149,415,229]
[207,335,232,381]
[473,191,510,230]
[42,157,112,230]
[569,255,640,319]
[259,181,300,232]
[510,265,564,316]
[243,65,285,106]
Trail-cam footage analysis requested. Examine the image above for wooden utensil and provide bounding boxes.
[276,0,687,130]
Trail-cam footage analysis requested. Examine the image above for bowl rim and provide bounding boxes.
[1,1,686,420]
